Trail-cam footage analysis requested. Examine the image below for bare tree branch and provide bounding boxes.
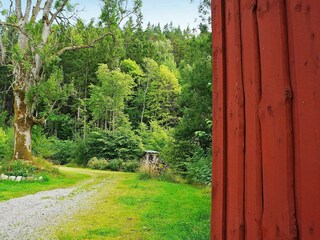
[15,0,22,19]
[0,35,6,65]
[9,0,14,15]
[56,32,115,56]
[31,0,42,23]
[49,0,68,25]
[30,115,46,126]
[24,0,32,21]
[0,22,32,39]
[30,99,58,126]
[42,0,54,24]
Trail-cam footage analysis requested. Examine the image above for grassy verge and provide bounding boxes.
[0,167,90,201]
[55,171,211,240]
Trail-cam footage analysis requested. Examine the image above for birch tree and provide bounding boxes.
[0,0,113,161]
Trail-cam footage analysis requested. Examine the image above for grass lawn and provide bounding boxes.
[0,167,211,239]
[55,171,211,240]
[0,167,90,201]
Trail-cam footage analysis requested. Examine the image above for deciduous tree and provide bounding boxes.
[0,0,113,160]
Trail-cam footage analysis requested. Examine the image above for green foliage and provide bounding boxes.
[142,58,181,126]
[100,0,142,28]
[108,159,124,171]
[120,59,144,78]
[87,157,109,170]
[186,148,212,185]
[138,121,173,153]
[156,169,181,183]
[0,128,9,160]
[1,160,37,177]
[0,0,212,186]
[32,126,55,158]
[50,139,75,165]
[122,161,140,172]
[0,127,14,161]
[27,67,75,116]
[45,113,76,140]
[89,64,135,131]
[86,156,139,172]
[73,128,143,166]
[32,126,74,165]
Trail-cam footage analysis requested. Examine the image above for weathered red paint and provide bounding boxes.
[240,0,263,239]
[225,1,245,239]
[212,1,227,239]
[211,0,320,239]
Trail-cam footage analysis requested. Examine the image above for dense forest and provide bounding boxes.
[0,0,212,185]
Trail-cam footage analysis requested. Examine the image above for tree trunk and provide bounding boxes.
[13,87,33,161]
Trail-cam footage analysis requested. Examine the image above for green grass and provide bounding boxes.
[54,171,211,240]
[0,167,211,239]
[0,167,90,201]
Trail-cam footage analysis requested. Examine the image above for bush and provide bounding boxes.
[32,157,59,174]
[157,168,181,183]
[1,160,37,177]
[122,161,140,172]
[0,127,13,161]
[32,127,74,165]
[186,148,212,185]
[50,139,74,165]
[73,128,143,166]
[108,159,123,171]
[73,136,90,166]
[87,157,109,170]
[0,128,9,160]
[32,126,55,158]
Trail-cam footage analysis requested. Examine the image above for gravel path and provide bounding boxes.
[0,178,110,240]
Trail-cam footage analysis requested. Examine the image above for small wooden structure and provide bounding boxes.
[141,150,167,175]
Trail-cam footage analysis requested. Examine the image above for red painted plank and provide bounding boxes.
[224,1,245,239]
[211,1,227,239]
[239,0,263,239]
[286,1,320,239]
[257,0,298,239]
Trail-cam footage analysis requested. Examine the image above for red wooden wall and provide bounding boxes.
[211,0,320,239]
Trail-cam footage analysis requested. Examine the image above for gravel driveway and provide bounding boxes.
[0,178,110,240]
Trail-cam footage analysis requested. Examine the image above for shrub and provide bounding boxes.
[87,157,109,170]
[73,128,143,166]
[0,127,13,161]
[32,127,74,165]
[1,160,37,177]
[32,157,59,174]
[73,136,90,166]
[186,148,212,185]
[0,128,8,160]
[108,159,123,171]
[157,168,181,183]
[32,126,55,158]
[50,139,74,165]
[122,161,140,172]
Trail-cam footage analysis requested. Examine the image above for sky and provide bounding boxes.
[75,0,200,30]
[0,0,200,30]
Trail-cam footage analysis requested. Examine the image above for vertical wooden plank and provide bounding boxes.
[225,0,245,239]
[286,1,320,239]
[257,0,298,239]
[239,0,263,239]
[211,0,227,239]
